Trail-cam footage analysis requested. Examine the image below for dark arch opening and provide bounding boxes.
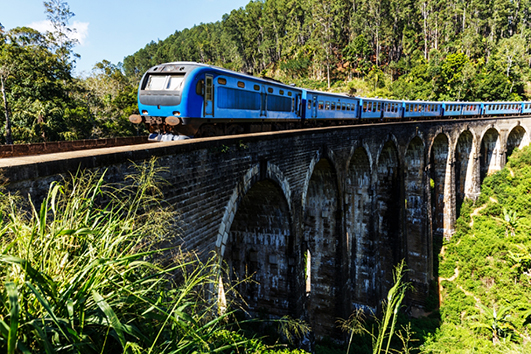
[346,147,372,307]
[404,136,428,305]
[455,131,473,217]
[480,128,500,183]
[429,134,449,289]
[375,141,402,299]
[227,179,294,318]
[507,126,526,159]
[304,158,341,338]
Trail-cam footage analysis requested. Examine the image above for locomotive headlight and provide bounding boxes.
[173,111,181,117]
[142,110,148,115]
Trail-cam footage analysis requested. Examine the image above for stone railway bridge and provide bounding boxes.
[1,117,529,338]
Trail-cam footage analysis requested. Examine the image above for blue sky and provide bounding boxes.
[1,0,250,76]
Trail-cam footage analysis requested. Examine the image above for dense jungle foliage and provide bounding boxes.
[3,0,531,144]
[124,0,531,101]
[0,1,140,144]
[419,145,531,353]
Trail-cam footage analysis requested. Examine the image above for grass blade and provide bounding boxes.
[92,290,126,348]
[6,282,19,354]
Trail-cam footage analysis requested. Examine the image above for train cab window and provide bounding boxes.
[196,79,205,95]
[268,87,274,93]
[218,78,227,85]
[331,102,336,110]
[237,81,245,88]
[319,101,324,109]
[326,101,330,110]
[254,84,260,91]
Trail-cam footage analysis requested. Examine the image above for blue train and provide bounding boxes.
[128,62,531,141]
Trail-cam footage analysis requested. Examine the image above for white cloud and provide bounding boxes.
[27,20,89,46]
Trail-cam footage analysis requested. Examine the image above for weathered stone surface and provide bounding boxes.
[1,118,530,339]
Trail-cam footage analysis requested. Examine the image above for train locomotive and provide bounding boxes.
[128,62,531,141]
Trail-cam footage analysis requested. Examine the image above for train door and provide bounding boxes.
[312,95,318,118]
[260,85,267,117]
[204,74,214,117]
[296,94,302,117]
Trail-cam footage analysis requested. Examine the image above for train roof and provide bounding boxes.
[146,61,302,89]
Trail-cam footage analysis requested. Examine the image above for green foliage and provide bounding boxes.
[423,145,531,352]
[0,159,307,353]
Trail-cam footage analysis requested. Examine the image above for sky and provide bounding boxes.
[0,0,251,77]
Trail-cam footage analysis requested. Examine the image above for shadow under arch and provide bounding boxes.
[303,157,342,338]
[216,163,295,318]
[375,139,402,301]
[507,125,527,159]
[479,127,500,183]
[346,146,373,309]
[404,135,429,305]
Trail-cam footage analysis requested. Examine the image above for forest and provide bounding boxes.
[2,0,531,144]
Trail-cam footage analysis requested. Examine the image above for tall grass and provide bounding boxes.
[339,260,411,354]
[0,159,263,353]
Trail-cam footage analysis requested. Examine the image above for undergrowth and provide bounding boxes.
[422,145,531,353]
[0,159,305,353]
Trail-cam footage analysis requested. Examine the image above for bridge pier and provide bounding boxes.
[2,117,530,339]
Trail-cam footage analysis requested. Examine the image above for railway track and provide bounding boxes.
[0,136,149,159]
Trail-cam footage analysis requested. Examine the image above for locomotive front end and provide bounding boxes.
[129,62,203,141]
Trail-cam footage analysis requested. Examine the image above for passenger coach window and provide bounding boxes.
[268,87,274,93]
[326,102,330,110]
[288,92,293,96]
[308,100,312,109]
[319,101,324,109]
[331,102,335,110]
[254,85,260,91]
[237,81,245,88]
[279,90,284,95]
[218,78,227,85]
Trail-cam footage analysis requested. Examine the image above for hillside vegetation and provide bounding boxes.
[421,146,531,353]
[124,0,531,101]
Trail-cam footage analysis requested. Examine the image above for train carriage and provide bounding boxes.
[403,101,442,119]
[305,90,359,120]
[483,102,522,116]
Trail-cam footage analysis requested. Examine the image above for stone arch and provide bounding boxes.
[303,157,342,338]
[479,128,501,182]
[429,133,451,253]
[225,179,294,317]
[375,140,402,299]
[454,130,474,217]
[507,125,527,159]
[346,146,372,307]
[404,136,428,303]
[216,163,292,257]
[216,164,295,318]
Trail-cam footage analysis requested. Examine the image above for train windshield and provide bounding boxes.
[144,74,185,91]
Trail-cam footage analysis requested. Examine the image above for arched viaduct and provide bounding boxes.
[1,117,529,338]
